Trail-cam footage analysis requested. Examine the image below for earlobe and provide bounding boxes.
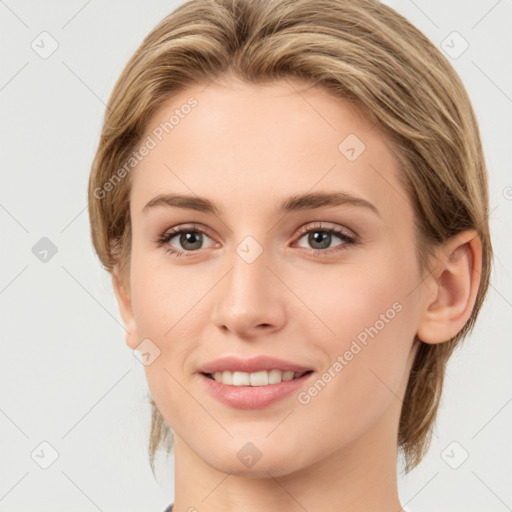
[416,230,482,344]
[111,268,140,350]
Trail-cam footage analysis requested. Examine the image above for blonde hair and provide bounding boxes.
[88,0,493,475]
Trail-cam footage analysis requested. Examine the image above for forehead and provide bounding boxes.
[130,78,410,219]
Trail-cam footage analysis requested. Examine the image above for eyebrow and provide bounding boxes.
[142,191,380,217]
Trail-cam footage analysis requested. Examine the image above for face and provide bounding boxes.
[116,78,427,477]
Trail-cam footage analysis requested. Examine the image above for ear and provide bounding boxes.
[111,267,140,350]
[416,229,483,344]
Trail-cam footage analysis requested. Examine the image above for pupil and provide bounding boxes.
[309,231,331,249]
[180,232,202,250]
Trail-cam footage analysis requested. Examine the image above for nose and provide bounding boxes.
[210,245,287,338]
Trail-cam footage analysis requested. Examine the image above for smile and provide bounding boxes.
[204,369,313,386]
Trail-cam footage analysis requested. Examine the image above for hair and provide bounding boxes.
[88,0,493,476]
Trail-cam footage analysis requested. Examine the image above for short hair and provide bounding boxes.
[88,0,493,475]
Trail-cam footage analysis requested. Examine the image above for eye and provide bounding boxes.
[156,224,216,257]
[156,222,358,258]
[294,222,357,255]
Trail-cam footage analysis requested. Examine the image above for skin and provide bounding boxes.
[112,77,482,512]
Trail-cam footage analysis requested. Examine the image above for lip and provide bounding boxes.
[197,355,314,374]
[200,371,315,409]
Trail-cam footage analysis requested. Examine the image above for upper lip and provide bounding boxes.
[198,356,314,374]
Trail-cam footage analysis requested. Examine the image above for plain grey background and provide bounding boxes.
[1,1,511,511]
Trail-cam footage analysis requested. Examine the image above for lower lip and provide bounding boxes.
[199,372,315,409]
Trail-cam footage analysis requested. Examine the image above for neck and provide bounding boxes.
[172,406,405,512]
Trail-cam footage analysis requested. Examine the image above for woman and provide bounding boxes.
[88,0,492,510]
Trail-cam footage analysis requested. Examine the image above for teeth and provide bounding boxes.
[210,369,308,386]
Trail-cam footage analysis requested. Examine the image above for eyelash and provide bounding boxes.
[155,222,358,258]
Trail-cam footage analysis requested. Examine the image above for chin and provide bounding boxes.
[203,443,309,479]
[211,458,302,479]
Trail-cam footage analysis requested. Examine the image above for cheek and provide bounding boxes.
[295,249,418,395]
[295,251,412,344]
[301,311,412,452]
[291,272,415,449]
[130,257,205,425]
[129,241,203,338]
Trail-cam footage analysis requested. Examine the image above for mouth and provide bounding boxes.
[201,369,314,386]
